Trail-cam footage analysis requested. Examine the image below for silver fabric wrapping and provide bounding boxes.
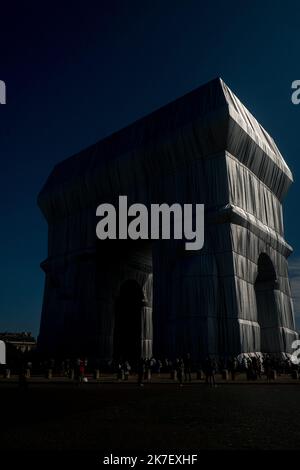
[37,78,297,361]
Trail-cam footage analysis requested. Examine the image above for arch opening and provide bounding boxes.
[255,253,279,354]
[114,279,146,364]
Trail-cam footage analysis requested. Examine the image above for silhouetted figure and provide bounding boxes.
[246,358,256,380]
[175,358,184,386]
[116,361,123,381]
[144,358,151,381]
[228,356,238,381]
[137,358,145,386]
[123,360,131,380]
[264,354,272,381]
[204,356,216,387]
[255,355,263,379]
[184,353,192,382]
[78,359,85,384]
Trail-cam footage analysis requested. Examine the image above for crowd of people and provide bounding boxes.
[2,352,300,387]
[112,353,299,386]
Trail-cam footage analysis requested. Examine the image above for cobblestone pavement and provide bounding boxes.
[1,378,300,451]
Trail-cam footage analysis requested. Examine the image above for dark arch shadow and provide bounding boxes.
[113,280,145,365]
[255,253,279,353]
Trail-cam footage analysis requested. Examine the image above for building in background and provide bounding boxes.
[0,332,36,354]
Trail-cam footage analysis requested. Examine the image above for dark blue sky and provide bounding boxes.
[1,0,300,336]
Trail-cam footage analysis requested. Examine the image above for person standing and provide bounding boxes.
[184,353,192,382]
[204,356,216,387]
[137,358,145,386]
[175,358,184,386]
[123,360,131,380]
[79,359,85,384]
[229,356,238,381]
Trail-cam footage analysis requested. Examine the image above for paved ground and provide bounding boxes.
[1,376,300,452]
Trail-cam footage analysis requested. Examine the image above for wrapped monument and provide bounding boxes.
[37,78,297,363]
